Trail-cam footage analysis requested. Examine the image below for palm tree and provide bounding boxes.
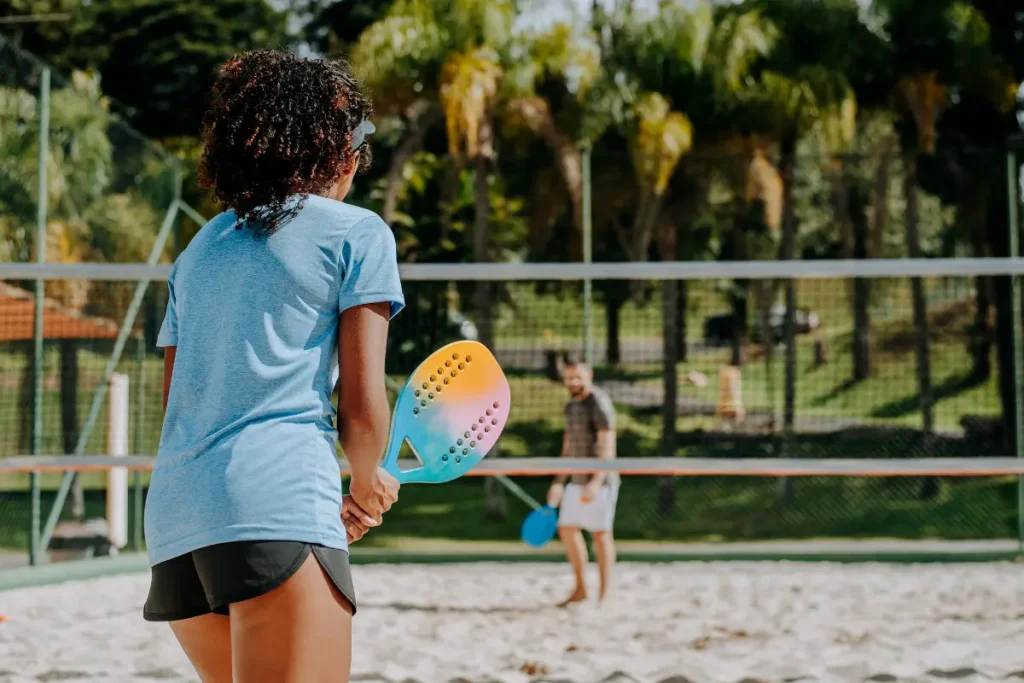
[743,65,857,498]
[892,73,947,452]
[588,0,777,511]
[353,0,513,336]
[502,21,602,260]
[354,0,515,517]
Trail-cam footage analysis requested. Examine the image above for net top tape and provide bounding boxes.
[3,456,1024,476]
[3,258,1024,282]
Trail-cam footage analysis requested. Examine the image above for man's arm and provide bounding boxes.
[552,430,569,486]
[587,392,617,489]
[588,428,616,488]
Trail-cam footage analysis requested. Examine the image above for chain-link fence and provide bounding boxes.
[1,261,1022,565]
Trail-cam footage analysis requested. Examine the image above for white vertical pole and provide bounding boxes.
[107,373,129,549]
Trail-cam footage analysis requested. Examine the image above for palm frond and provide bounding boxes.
[439,48,503,163]
[629,92,693,195]
[708,10,779,94]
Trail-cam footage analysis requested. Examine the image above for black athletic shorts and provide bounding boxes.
[143,541,357,622]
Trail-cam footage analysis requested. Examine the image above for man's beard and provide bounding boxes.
[568,386,585,397]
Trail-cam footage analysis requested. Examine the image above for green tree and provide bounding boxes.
[66,0,289,139]
[874,0,993,469]
[0,1,77,66]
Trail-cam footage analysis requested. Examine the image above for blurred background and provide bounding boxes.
[2,0,1024,564]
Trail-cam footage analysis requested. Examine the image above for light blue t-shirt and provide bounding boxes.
[144,195,404,567]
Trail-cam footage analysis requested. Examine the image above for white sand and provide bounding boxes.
[2,562,1023,683]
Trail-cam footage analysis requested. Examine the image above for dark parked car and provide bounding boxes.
[704,305,820,347]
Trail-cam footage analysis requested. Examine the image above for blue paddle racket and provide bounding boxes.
[380,341,510,484]
[520,504,558,548]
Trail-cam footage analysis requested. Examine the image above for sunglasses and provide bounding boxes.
[352,119,376,152]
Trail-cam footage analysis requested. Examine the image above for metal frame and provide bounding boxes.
[1007,136,1024,553]
[6,256,1024,283]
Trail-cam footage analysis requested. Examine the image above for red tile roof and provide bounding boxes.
[0,283,122,341]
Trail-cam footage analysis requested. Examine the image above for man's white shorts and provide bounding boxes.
[557,482,619,532]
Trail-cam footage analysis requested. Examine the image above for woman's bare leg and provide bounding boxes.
[169,614,232,683]
[229,553,354,683]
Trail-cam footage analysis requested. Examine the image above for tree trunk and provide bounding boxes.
[851,198,873,381]
[850,140,894,382]
[834,158,872,381]
[729,212,748,367]
[508,97,584,259]
[677,280,688,363]
[967,185,992,384]
[657,227,679,515]
[971,274,993,383]
[59,340,85,520]
[778,139,798,501]
[605,286,624,366]
[730,287,747,366]
[381,105,442,225]
[622,189,665,300]
[903,151,937,499]
[990,164,1017,458]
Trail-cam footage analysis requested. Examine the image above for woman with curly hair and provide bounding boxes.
[142,49,403,682]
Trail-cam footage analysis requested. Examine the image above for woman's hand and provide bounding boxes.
[341,495,378,544]
[348,466,400,523]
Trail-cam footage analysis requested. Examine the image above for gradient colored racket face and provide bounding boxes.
[521,505,558,548]
[382,341,510,484]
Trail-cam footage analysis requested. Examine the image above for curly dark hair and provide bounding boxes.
[198,49,373,236]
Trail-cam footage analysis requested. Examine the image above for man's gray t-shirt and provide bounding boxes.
[563,386,618,486]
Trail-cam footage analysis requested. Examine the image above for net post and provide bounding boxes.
[29,65,51,567]
[107,374,130,550]
[131,332,146,552]
[1007,140,1024,555]
[582,147,594,366]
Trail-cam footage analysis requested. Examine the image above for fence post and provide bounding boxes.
[131,331,146,552]
[106,374,129,550]
[29,66,51,567]
[1007,146,1024,556]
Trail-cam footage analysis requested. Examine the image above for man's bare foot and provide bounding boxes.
[557,589,587,607]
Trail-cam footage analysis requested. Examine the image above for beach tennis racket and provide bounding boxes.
[520,505,558,548]
[380,340,510,484]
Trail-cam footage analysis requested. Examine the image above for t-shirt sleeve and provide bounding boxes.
[156,269,178,348]
[591,391,616,432]
[338,215,405,320]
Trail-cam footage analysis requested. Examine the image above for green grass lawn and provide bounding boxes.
[0,470,1016,554]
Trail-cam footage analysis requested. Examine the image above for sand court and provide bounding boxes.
[2,561,1023,683]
